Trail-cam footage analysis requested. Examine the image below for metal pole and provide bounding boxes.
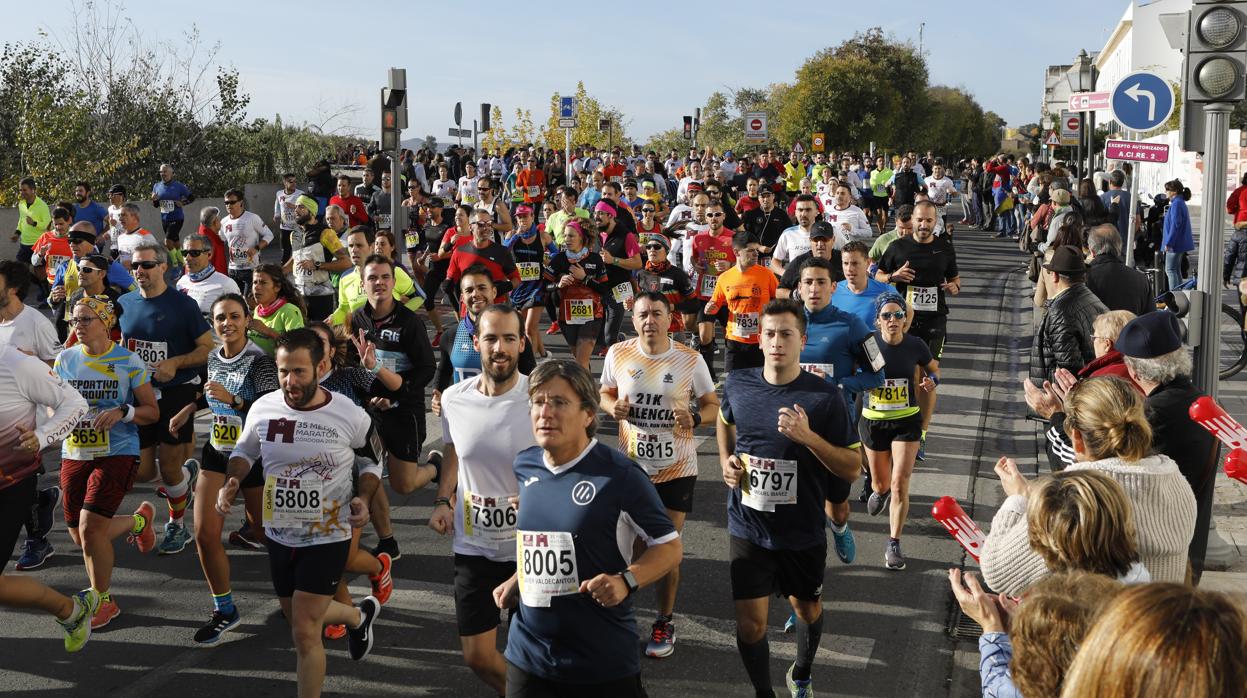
[565,128,572,183]
[473,119,479,154]
[1125,129,1141,267]
[390,149,402,235]
[1087,110,1097,179]
[1194,102,1233,398]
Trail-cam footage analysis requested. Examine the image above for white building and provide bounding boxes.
[1095,0,1190,134]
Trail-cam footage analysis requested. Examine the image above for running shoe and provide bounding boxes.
[59,588,100,653]
[372,536,401,562]
[830,522,856,564]
[546,321,561,335]
[644,618,675,658]
[347,596,380,661]
[783,612,796,634]
[324,623,346,640]
[129,501,156,553]
[866,490,891,517]
[857,474,872,503]
[431,331,443,349]
[370,552,394,605]
[194,607,242,645]
[428,450,443,484]
[885,539,906,570]
[916,437,926,462]
[228,522,263,551]
[14,537,54,570]
[34,485,62,539]
[158,521,191,555]
[92,596,120,630]
[786,662,813,697]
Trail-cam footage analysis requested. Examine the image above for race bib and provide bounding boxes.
[210,413,243,451]
[405,231,421,249]
[462,490,517,547]
[127,339,168,371]
[564,297,594,325]
[869,378,910,411]
[732,312,759,339]
[627,428,676,475]
[907,285,938,312]
[800,363,834,378]
[517,530,578,608]
[375,214,392,229]
[740,455,798,512]
[281,201,297,226]
[518,262,542,282]
[611,282,634,304]
[230,246,251,266]
[160,200,175,214]
[46,255,70,274]
[527,185,541,198]
[262,476,324,527]
[699,272,718,298]
[66,416,109,460]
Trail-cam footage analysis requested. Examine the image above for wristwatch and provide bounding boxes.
[619,569,639,596]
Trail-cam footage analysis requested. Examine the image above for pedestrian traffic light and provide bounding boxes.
[1184,1,1247,102]
[1161,288,1204,347]
[480,103,491,132]
[683,116,692,140]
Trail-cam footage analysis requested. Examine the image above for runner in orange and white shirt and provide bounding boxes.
[599,290,717,659]
[32,207,76,287]
[703,230,777,381]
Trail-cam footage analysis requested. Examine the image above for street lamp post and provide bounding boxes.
[1067,49,1099,179]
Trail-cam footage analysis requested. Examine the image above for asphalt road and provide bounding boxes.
[1,204,1030,697]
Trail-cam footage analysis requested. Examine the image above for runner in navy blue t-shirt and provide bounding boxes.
[717,298,860,697]
[494,360,681,696]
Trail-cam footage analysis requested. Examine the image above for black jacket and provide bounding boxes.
[1224,228,1247,284]
[1086,252,1153,316]
[1030,284,1107,384]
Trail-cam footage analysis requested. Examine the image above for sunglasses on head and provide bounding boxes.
[879,310,906,321]
[133,260,161,270]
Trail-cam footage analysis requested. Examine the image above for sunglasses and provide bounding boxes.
[644,244,665,251]
[184,249,209,257]
[879,311,906,321]
[706,212,724,218]
[224,199,240,206]
[78,266,103,274]
[133,261,161,270]
[641,208,655,213]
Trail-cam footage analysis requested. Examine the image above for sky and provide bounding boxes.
[4,0,1133,144]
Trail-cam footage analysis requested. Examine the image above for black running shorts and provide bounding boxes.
[729,535,826,602]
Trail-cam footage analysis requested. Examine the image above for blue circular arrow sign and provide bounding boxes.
[1110,71,1175,132]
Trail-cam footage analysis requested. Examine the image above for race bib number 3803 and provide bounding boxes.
[517,530,578,608]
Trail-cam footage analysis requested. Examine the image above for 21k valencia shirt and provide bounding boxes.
[506,440,677,684]
[231,390,370,548]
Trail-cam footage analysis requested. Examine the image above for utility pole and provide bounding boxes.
[919,22,924,56]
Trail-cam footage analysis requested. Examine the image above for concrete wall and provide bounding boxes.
[0,182,281,260]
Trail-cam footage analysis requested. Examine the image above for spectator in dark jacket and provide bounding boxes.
[1117,311,1219,583]
[1031,246,1108,385]
[1086,224,1153,316]
[1223,226,1247,287]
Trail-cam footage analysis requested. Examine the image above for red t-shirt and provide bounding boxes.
[735,196,760,215]
[33,233,74,283]
[198,224,229,273]
[689,229,737,300]
[601,163,626,183]
[329,195,371,227]
[516,169,546,203]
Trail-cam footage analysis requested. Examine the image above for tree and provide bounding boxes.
[540,82,629,152]
[913,86,1003,159]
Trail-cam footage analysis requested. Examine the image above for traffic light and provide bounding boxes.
[381,68,406,152]
[1184,2,1247,102]
[1162,288,1205,347]
[683,116,692,140]
[480,103,492,132]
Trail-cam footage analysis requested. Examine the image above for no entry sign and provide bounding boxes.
[744,111,767,143]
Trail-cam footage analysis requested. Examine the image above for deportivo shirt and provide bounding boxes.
[600,339,714,482]
[709,265,778,344]
[721,368,857,551]
[54,342,148,457]
[176,270,241,317]
[232,390,370,547]
[441,374,536,561]
[505,440,678,684]
[876,236,959,316]
[0,345,86,489]
[118,286,212,388]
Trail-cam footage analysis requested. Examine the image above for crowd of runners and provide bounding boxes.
[1,144,1244,698]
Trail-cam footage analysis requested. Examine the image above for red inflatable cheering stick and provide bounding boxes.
[1188,396,1247,484]
[932,496,986,562]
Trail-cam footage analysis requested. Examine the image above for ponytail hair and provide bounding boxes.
[1064,376,1152,462]
[1164,178,1192,201]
